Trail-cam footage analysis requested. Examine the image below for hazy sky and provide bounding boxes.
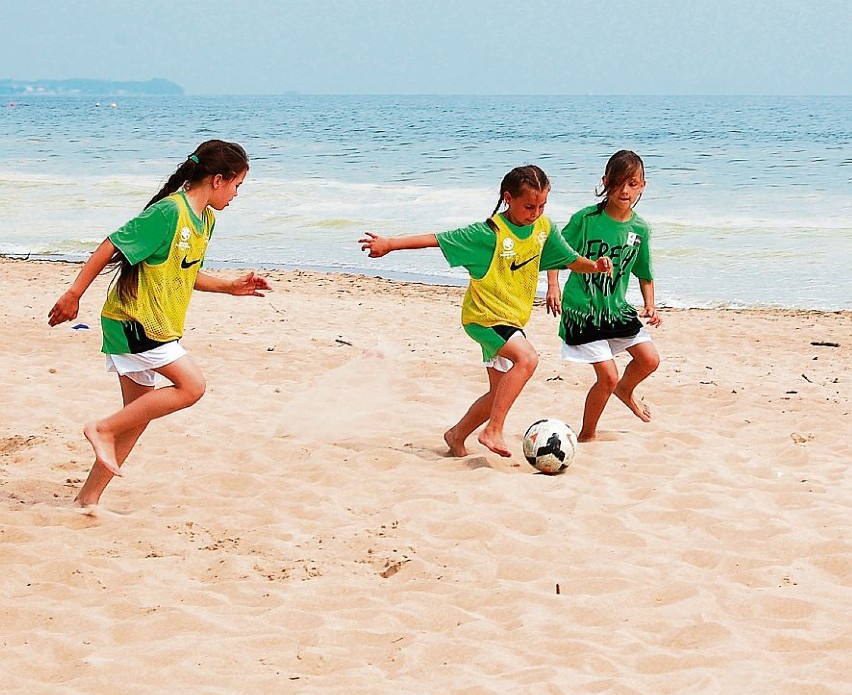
[1,0,849,95]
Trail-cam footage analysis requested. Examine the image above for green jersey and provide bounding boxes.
[559,204,653,345]
[108,191,211,265]
[101,191,215,354]
[437,214,579,280]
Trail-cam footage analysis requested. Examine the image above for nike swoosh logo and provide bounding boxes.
[509,255,539,272]
[181,256,202,269]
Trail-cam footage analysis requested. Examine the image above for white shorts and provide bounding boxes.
[105,341,187,387]
[484,331,523,373]
[561,327,652,364]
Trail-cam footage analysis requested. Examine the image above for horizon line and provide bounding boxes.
[5,91,852,98]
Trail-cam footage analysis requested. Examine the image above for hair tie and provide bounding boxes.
[188,154,200,164]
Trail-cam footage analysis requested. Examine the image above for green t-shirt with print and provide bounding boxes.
[558,204,653,345]
[436,213,579,279]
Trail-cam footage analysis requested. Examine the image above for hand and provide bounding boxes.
[594,257,613,275]
[640,305,662,327]
[231,272,270,297]
[545,286,562,316]
[48,291,80,326]
[359,232,392,258]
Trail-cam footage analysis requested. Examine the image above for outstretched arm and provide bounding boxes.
[48,238,117,326]
[638,279,661,326]
[195,271,270,296]
[565,255,613,275]
[359,232,439,258]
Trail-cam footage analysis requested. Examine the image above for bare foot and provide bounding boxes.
[577,430,597,443]
[477,429,512,458]
[443,428,468,457]
[74,499,99,515]
[74,488,103,508]
[613,386,652,422]
[83,421,122,477]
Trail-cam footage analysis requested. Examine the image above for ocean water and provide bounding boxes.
[1,94,850,310]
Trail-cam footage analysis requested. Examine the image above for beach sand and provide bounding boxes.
[1,257,850,693]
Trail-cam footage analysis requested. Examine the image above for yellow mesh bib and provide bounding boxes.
[102,193,214,342]
[461,215,550,328]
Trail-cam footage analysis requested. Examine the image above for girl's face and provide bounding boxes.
[603,168,645,214]
[209,169,247,210]
[503,186,549,227]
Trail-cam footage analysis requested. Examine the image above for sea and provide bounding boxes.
[1,94,850,310]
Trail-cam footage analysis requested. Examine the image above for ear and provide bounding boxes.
[211,173,224,188]
[601,175,608,189]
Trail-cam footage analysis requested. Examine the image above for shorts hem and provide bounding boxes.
[560,328,653,364]
[105,341,187,387]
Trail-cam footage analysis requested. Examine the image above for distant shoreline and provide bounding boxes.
[0,78,182,97]
[4,256,849,316]
[4,90,851,99]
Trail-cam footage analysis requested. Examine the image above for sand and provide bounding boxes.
[1,257,850,693]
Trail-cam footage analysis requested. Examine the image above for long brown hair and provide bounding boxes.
[594,150,644,212]
[110,140,249,302]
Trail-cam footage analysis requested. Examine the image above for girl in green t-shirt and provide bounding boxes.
[48,141,271,508]
[546,150,662,442]
[360,165,612,460]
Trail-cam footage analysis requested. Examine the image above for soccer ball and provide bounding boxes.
[522,418,578,474]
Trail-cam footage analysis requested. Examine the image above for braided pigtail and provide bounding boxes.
[146,158,198,208]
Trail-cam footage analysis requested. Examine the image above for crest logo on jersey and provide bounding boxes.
[627,232,641,247]
[536,231,547,247]
[177,226,192,250]
[500,237,516,258]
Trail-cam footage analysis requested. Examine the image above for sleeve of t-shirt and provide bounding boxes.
[560,210,586,256]
[436,221,496,279]
[108,199,178,265]
[540,218,580,270]
[631,219,654,281]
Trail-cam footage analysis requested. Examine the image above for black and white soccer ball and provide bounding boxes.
[522,418,578,474]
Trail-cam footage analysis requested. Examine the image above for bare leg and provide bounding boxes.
[478,337,539,457]
[444,368,503,456]
[79,355,206,491]
[75,376,152,507]
[613,342,660,422]
[578,360,619,442]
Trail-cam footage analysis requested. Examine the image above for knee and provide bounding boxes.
[647,353,660,374]
[512,349,539,378]
[596,370,619,393]
[182,376,207,406]
[640,352,660,375]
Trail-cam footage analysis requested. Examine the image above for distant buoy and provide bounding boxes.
[95,102,101,107]
[110,102,118,108]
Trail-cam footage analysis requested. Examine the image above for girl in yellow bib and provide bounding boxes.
[360,165,612,459]
[48,140,271,508]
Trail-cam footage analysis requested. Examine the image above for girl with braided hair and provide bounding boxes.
[49,140,270,507]
[360,165,612,459]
